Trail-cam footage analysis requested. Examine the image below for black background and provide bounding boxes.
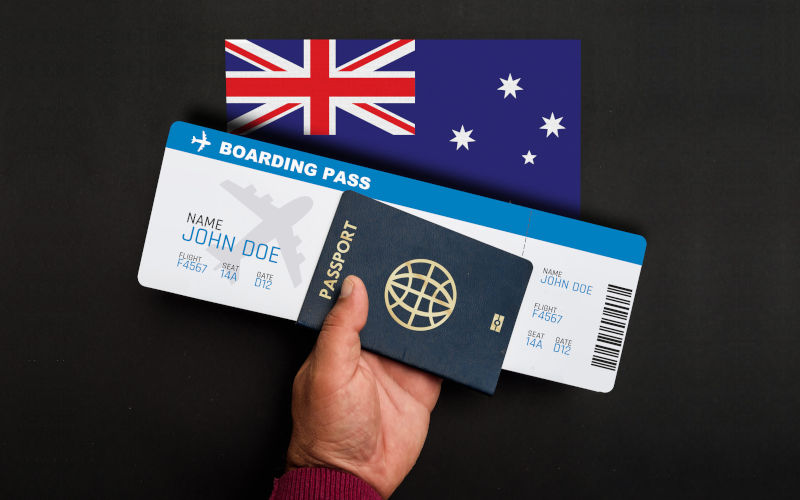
[2,1,799,498]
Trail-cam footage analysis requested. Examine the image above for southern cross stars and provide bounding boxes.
[522,150,536,165]
[540,112,565,138]
[450,125,475,150]
[497,73,523,99]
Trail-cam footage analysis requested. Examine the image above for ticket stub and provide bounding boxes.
[138,122,646,392]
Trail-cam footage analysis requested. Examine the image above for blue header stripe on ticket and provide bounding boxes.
[165,122,646,265]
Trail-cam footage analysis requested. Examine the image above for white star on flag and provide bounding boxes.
[497,73,523,99]
[540,112,565,138]
[450,125,475,150]
[522,150,537,165]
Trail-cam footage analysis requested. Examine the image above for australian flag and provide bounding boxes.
[225,39,580,215]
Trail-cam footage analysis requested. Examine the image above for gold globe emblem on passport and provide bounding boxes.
[384,259,457,331]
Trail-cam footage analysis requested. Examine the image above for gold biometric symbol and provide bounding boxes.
[490,313,505,332]
[384,259,457,331]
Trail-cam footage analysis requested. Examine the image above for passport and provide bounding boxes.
[297,191,533,394]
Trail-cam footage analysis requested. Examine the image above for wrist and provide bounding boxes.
[285,444,323,471]
[286,443,383,497]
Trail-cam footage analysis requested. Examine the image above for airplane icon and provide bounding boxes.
[207,180,313,287]
[191,130,211,152]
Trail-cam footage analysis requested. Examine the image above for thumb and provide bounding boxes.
[312,275,369,385]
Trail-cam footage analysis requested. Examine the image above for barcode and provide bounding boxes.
[590,284,632,371]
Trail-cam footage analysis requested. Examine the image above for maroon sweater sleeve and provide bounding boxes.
[270,468,383,500]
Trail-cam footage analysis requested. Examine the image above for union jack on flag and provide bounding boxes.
[225,39,415,136]
[225,39,581,216]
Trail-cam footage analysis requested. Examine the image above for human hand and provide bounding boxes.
[287,275,442,498]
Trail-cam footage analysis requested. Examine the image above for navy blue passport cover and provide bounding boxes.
[297,191,533,394]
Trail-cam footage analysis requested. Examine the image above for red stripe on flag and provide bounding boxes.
[232,103,300,134]
[309,39,330,135]
[354,103,415,134]
[339,39,414,72]
[226,77,415,97]
[225,41,286,72]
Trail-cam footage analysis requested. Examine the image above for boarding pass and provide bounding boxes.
[138,122,646,392]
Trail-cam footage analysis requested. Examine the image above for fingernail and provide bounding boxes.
[340,276,354,298]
